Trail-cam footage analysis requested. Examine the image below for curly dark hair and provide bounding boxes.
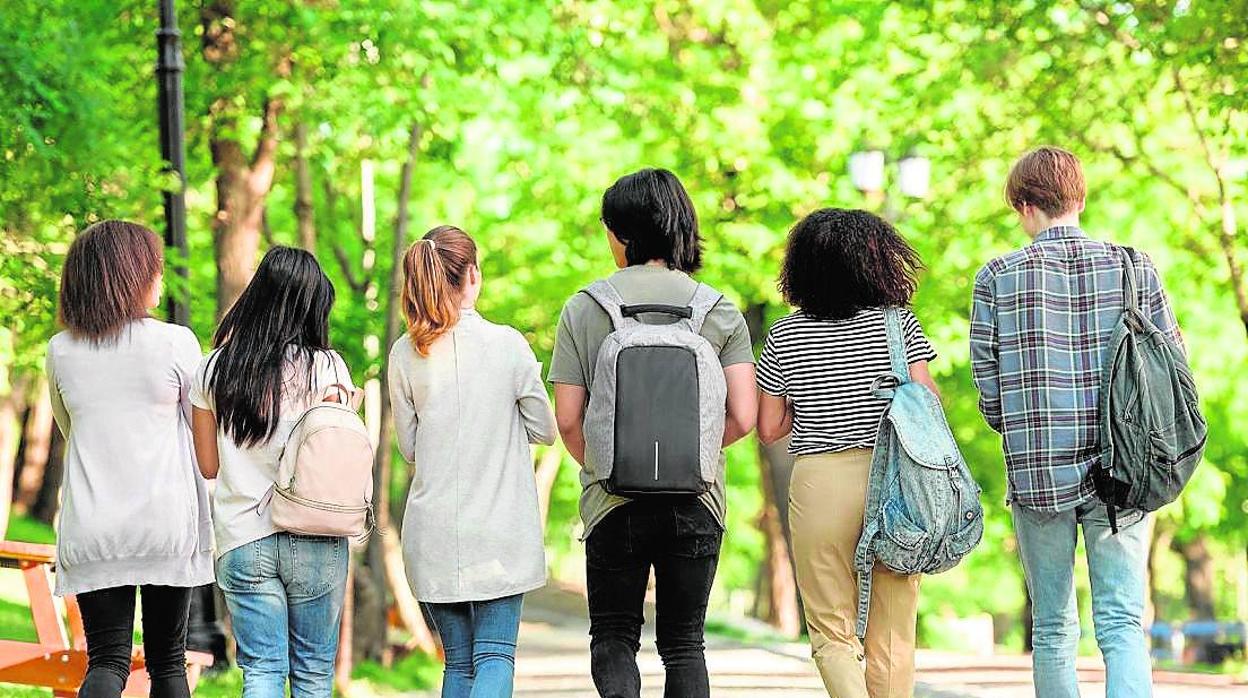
[778,208,923,320]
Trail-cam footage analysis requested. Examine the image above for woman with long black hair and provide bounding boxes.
[47,219,213,698]
[190,246,353,698]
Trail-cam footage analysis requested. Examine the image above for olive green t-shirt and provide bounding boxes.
[548,264,755,539]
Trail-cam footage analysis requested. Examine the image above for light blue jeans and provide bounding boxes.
[1012,500,1152,698]
[217,533,349,698]
[422,594,524,698]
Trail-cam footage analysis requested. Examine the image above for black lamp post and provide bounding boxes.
[158,0,229,669]
[156,0,189,326]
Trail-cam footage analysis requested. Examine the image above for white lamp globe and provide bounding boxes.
[849,149,886,194]
[898,152,931,199]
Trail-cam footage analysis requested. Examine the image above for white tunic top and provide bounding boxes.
[190,347,354,557]
[388,310,556,603]
[46,319,215,595]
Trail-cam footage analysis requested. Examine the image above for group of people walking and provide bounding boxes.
[44,145,1179,698]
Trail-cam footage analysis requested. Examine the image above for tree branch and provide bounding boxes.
[249,97,285,194]
[321,179,367,294]
[1174,68,1248,336]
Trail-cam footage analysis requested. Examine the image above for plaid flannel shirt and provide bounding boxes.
[969,226,1181,512]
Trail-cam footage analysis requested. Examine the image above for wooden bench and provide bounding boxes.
[0,541,214,696]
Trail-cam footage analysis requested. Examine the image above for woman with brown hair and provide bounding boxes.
[388,225,556,698]
[46,220,213,698]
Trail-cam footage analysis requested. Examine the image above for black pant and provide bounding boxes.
[586,497,722,698]
[76,585,193,698]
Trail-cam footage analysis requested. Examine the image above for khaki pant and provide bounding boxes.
[789,449,920,698]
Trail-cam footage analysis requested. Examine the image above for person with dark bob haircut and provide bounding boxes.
[600,167,703,272]
[756,208,939,698]
[46,220,214,698]
[550,168,757,698]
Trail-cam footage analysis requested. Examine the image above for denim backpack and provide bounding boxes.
[852,308,983,640]
[580,280,727,496]
[1094,247,1206,532]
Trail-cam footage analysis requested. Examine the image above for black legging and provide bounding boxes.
[75,585,193,698]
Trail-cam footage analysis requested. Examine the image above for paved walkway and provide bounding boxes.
[413,586,1245,697]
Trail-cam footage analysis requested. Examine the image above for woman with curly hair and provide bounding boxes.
[756,208,939,698]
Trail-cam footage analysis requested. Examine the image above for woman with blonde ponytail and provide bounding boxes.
[388,225,556,698]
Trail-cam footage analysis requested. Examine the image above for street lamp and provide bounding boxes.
[156,0,189,326]
[898,150,931,199]
[848,149,886,197]
[848,146,931,201]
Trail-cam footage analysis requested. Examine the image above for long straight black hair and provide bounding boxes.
[208,246,335,447]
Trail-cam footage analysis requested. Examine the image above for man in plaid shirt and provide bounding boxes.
[971,147,1180,698]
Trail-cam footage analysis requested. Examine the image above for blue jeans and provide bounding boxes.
[1012,501,1152,698]
[422,594,524,698]
[217,533,349,698]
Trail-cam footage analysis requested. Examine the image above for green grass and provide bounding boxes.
[0,686,50,698]
[1156,658,1248,678]
[0,597,37,642]
[6,514,56,544]
[704,615,794,645]
[351,649,442,693]
[191,668,243,697]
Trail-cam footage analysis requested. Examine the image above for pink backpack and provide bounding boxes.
[267,384,375,538]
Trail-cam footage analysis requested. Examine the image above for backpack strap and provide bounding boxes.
[581,280,633,332]
[1117,246,1147,335]
[883,307,910,381]
[1119,246,1141,313]
[686,283,724,335]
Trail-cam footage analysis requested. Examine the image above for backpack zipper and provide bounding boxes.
[273,486,370,513]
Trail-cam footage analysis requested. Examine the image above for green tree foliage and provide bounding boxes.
[2,0,1245,634]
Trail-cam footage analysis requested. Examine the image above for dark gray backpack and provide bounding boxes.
[853,308,983,640]
[1094,247,1207,532]
[581,280,727,496]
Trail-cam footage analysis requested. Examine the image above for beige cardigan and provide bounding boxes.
[388,310,556,603]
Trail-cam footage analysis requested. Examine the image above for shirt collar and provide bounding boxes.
[460,308,479,318]
[1033,225,1087,243]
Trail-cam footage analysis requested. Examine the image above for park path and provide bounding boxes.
[408,585,1245,697]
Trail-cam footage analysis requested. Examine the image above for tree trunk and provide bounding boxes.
[755,439,801,637]
[12,379,53,516]
[535,444,563,531]
[30,424,65,526]
[352,158,387,664]
[1173,534,1217,620]
[202,1,285,318]
[0,377,29,537]
[1022,581,1034,653]
[356,124,426,664]
[1147,519,1172,624]
[743,302,802,637]
[335,565,355,694]
[294,121,316,253]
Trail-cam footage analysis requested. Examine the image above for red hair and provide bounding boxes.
[400,226,478,356]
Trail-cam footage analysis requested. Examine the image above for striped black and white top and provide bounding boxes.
[756,307,937,455]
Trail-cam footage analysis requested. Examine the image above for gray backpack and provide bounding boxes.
[1094,247,1206,532]
[581,280,727,496]
[853,308,983,640]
